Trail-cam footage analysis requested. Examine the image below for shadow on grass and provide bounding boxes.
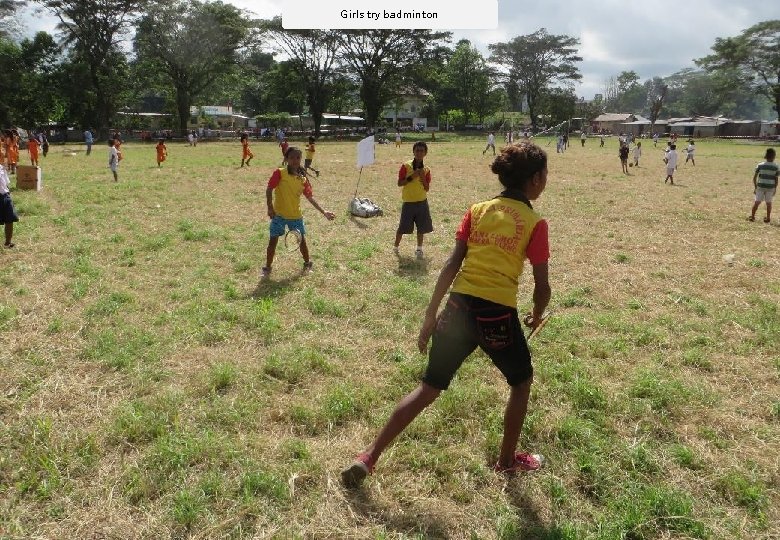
[395,255,429,277]
[249,273,303,299]
[506,480,568,539]
[348,215,370,230]
[343,488,450,539]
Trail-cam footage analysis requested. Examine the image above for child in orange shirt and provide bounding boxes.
[156,139,167,167]
[279,138,289,167]
[6,130,19,174]
[240,133,253,167]
[28,136,40,167]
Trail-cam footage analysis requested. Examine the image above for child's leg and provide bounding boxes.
[4,222,13,246]
[265,236,279,268]
[394,231,403,248]
[751,201,760,219]
[417,231,424,248]
[497,377,533,468]
[112,171,118,182]
[766,202,772,221]
[299,236,310,263]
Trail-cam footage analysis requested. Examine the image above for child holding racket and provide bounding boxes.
[394,141,433,259]
[261,147,335,278]
[342,141,552,488]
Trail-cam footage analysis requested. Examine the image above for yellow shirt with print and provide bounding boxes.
[452,197,541,308]
[400,161,430,203]
[271,168,312,220]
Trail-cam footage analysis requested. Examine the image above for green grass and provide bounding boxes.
[0,139,777,538]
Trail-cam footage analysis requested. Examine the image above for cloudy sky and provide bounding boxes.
[20,0,780,99]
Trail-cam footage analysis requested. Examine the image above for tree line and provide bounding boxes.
[1,1,777,137]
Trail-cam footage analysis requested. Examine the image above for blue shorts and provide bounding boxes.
[270,216,305,238]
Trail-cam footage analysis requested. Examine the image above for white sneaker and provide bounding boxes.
[415,248,424,260]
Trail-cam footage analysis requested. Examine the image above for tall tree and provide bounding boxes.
[697,20,780,120]
[40,0,149,136]
[134,0,253,134]
[645,77,668,134]
[337,30,452,128]
[262,18,340,136]
[0,0,16,39]
[489,29,582,132]
[444,39,495,124]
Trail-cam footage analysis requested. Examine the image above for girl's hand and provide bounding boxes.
[323,210,335,220]
[418,312,437,354]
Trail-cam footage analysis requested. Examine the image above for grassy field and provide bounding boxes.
[0,136,778,539]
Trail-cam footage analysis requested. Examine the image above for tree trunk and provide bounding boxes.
[175,87,191,137]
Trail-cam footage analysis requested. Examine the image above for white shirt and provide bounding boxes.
[687,144,695,155]
[108,146,118,166]
[666,150,678,168]
[487,134,495,145]
[0,166,10,194]
[633,146,642,158]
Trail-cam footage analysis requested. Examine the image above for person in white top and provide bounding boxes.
[664,144,678,185]
[580,131,587,147]
[108,138,119,182]
[633,142,642,167]
[685,141,695,166]
[482,132,496,156]
[0,165,19,247]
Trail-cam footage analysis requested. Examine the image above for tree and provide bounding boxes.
[645,77,668,134]
[444,39,494,124]
[538,87,576,126]
[134,0,253,134]
[40,0,150,136]
[337,30,452,128]
[262,18,340,136]
[697,20,780,120]
[0,0,16,39]
[489,29,582,132]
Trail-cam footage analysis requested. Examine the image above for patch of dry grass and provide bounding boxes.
[0,136,778,538]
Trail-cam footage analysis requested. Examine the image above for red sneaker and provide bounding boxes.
[341,453,374,488]
[494,452,544,473]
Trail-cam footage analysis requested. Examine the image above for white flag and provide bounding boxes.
[356,136,375,169]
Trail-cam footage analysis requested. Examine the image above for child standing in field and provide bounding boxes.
[27,135,40,167]
[483,132,496,156]
[240,133,253,167]
[619,142,629,173]
[749,148,778,223]
[633,141,642,167]
[685,141,695,166]
[341,141,552,488]
[664,144,678,184]
[279,138,289,167]
[395,131,402,148]
[304,136,320,177]
[600,134,605,148]
[5,130,18,174]
[261,147,335,278]
[394,141,432,259]
[108,139,119,182]
[0,164,19,248]
[156,139,167,168]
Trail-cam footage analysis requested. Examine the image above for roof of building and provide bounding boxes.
[594,113,635,122]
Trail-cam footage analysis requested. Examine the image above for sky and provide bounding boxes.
[19,0,780,100]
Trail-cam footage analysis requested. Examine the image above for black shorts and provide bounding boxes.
[424,293,533,390]
[0,193,19,224]
[397,200,433,235]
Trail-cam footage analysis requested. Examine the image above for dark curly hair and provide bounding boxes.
[490,142,547,190]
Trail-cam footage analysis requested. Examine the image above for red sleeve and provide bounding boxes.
[302,179,313,198]
[267,169,281,189]
[455,208,472,242]
[398,164,407,182]
[526,219,549,265]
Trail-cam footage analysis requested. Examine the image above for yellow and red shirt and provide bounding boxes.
[267,167,313,220]
[452,196,549,308]
[398,160,431,202]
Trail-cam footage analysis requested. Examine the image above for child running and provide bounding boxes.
[279,138,289,167]
[394,141,432,259]
[261,147,335,278]
[156,139,167,167]
[619,142,629,174]
[304,136,320,177]
[341,141,552,488]
[685,141,695,166]
[749,147,778,223]
[0,164,19,247]
[240,133,253,167]
[633,141,642,167]
[27,135,40,167]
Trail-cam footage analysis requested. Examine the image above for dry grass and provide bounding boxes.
[0,135,778,539]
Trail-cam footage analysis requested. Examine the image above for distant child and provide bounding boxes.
[749,148,778,223]
[156,139,167,167]
[685,141,695,166]
[41,132,49,158]
[28,135,40,167]
[483,132,496,156]
[304,136,320,177]
[240,133,253,167]
[653,133,659,147]
[633,141,642,167]
[395,141,432,259]
[664,144,678,184]
[341,141,551,488]
[108,139,119,182]
[112,132,123,162]
[5,130,18,174]
[0,164,18,247]
[619,142,629,173]
[395,131,402,148]
[580,131,586,147]
[600,134,605,148]
[279,138,289,166]
[261,147,335,278]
